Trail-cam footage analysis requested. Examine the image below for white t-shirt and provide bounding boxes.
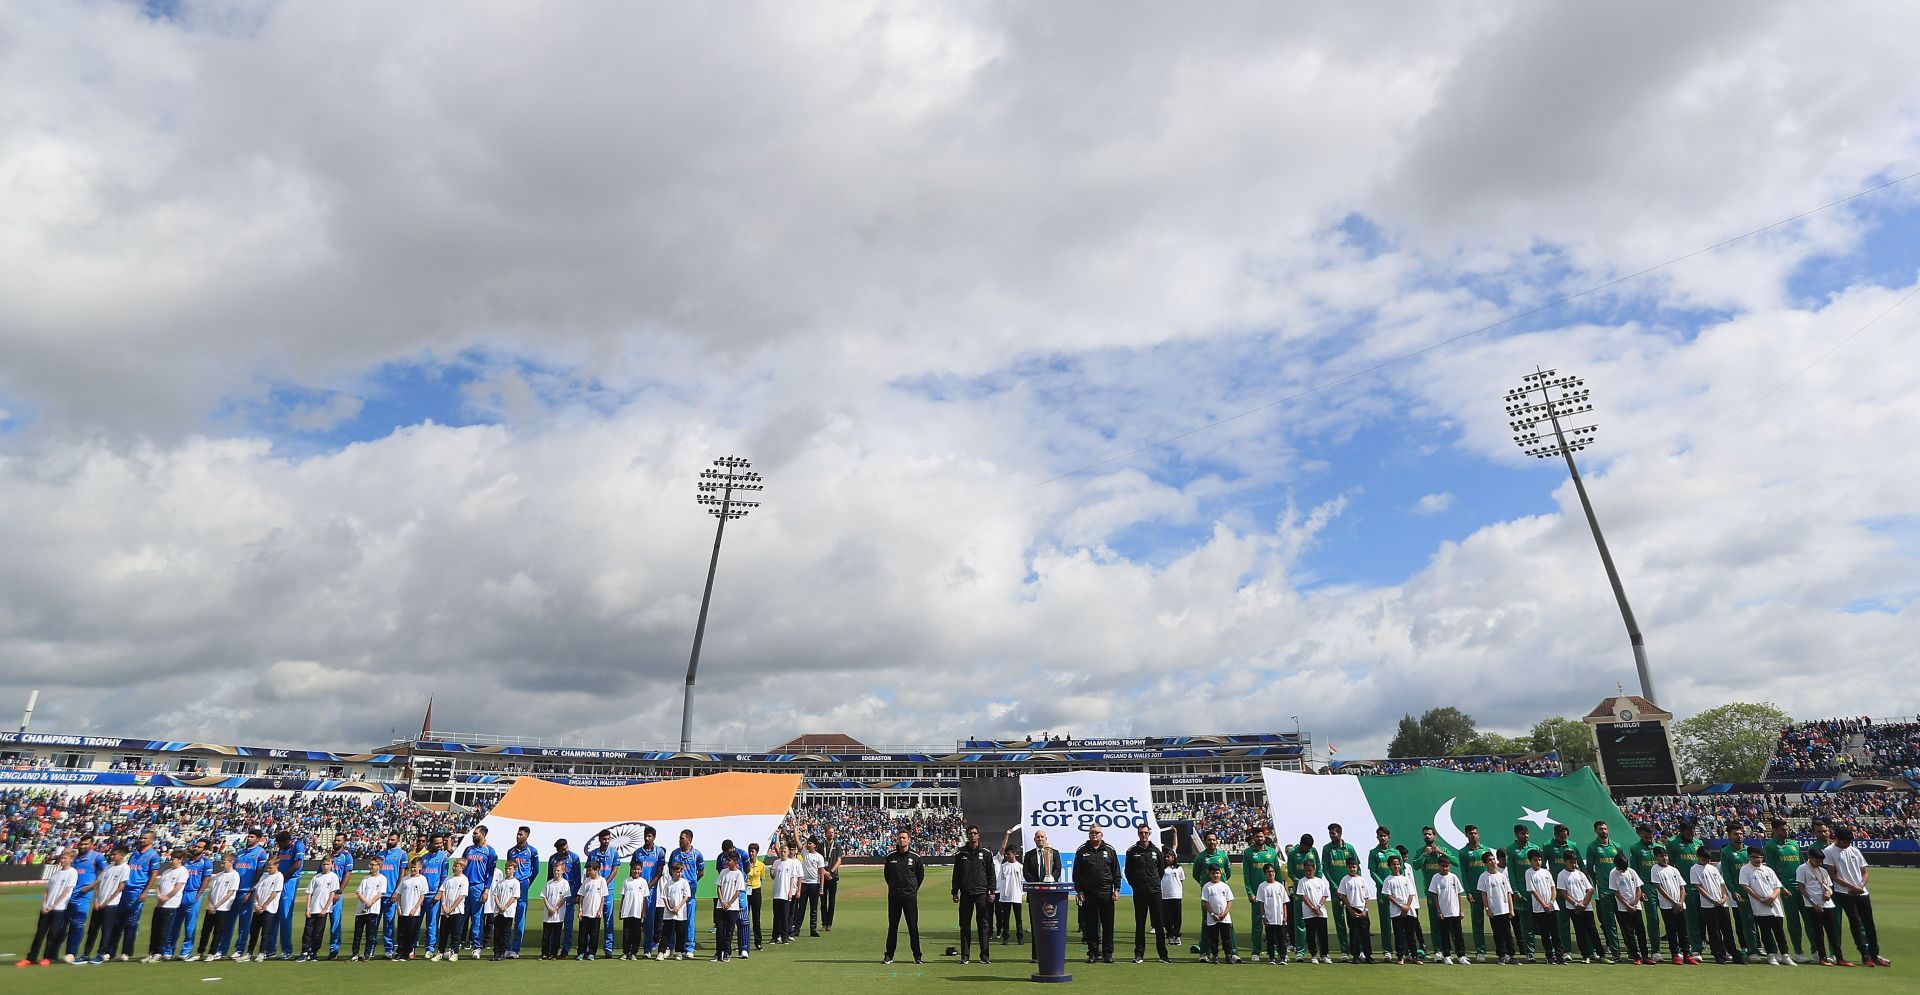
[1795,864,1835,908]
[205,870,239,912]
[486,879,519,918]
[1523,867,1556,913]
[1426,872,1464,918]
[1476,870,1513,916]
[396,874,429,916]
[1823,844,1869,897]
[714,869,743,911]
[1200,880,1233,925]
[578,876,609,917]
[437,873,469,910]
[802,851,826,885]
[1738,864,1783,916]
[1254,880,1289,923]
[42,867,78,912]
[664,879,691,920]
[995,859,1025,902]
[306,871,341,915]
[772,858,803,899]
[1337,873,1375,912]
[1159,865,1184,900]
[619,875,651,919]
[97,863,131,908]
[1689,863,1730,908]
[357,873,389,915]
[1295,877,1330,918]
[159,866,193,909]
[1555,868,1592,910]
[1381,873,1419,917]
[1649,865,1686,911]
[542,878,572,922]
[1609,868,1643,912]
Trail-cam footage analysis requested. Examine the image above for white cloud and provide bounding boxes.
[1412,492,1455,516]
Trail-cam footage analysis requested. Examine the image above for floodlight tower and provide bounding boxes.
[1504,368,1658,706]
[680,455,764,751]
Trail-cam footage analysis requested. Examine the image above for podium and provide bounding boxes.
[1027,882,1073,983]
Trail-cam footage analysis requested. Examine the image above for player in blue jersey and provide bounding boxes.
[462,825,498,951]
[64,835,107,962]
[379,831,408,955]
[504,826,539,957]
[628,826,668,955]
[585,829,620,957]
[548,838,584,955]
[325,839,354,958]
[420,833,449,953]
[674,830,706,956]
[117,830,163,958]
[228,829,268,958]
[168,839,212,958]
[271,830,306,958]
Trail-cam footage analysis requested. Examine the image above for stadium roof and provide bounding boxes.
[771,733,872,752]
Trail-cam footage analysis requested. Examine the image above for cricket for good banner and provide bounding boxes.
[1019,771,1159,897]
[463,772,799,897]
[1261,766,1630,868]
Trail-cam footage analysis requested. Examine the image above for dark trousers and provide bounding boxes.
[29,909,70,961]
[1435,915,1463,957]
[1569,909,1600,958]
[243,909,275,955]
[1701,905,1736,961]
[996,901,1023,943]
[1833,892,1879,961]
[1304,917,1328,957]
[489,915,512,957]
[352,912,380,958]
[1131,894,1167,960]
[98,905,130,958]
[117,899,147,956]
[195,909,232,957]
[1805,905,1841,961]
[438,912,466,953]
[1201,921,1235,959]
[1080,893,1114,958]
[660,919,684,954]
[1757,914,1787,956]
[1345,910,1373,958]
[1617,906,1650,960]
[147,906,177,956]
[749,889,763,946]
[1378,905,1398,955]
[622,916,644,956]
[1660,907,1688,956]
[958,892,992,959]
[1161,898,1182,941]
[1262,923,1289,959]
[577,916,601,957]
[1391,914,1419,958]
[83,904,111,956]
[1531,909,1561,960]
[821,875,838,929]
[301,912,329,957]
[1489,911,1514,958]
[397,914,422,958]
[800,883,821,933]
[885,894,921,959]
[541,919,564,957]
[712,909,735,959]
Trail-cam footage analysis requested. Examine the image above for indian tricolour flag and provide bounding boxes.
[465,772,800,896]
[1263,767,1629,855]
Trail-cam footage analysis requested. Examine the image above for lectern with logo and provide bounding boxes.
[1027,881,1073,982]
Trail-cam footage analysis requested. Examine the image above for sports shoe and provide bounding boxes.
[448,952,459,962]
[1784,957,1798,967]
[882,956,893,965]
[1875,957,1893,967]
[1441,955,1453,964]
[1686,955,1703,965]
[914,957,924,964]
[1133,956,1143,964]
[38,959,52,967]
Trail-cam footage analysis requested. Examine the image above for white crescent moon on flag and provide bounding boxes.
[1435,796,1468,849]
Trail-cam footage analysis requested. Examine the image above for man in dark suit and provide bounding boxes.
[1074,827,1121,964]
[1023,830,1063,964]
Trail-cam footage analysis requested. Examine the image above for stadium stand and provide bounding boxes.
[1326,753,1563,777]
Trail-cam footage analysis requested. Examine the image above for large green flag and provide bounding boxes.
[1261,767,1629,868]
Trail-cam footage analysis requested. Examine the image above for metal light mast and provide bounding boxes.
[680,456,764,752]
[1505,368,1657,705]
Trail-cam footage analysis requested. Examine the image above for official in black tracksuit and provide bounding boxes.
[951,825,997,965]
[882,832,924,965]
[1125,825,1169,963]
[1074,827,1121,963]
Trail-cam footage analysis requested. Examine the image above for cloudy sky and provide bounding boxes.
[3,0,1918,758]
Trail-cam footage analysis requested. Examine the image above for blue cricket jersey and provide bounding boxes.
[183,855,212,898]
[233,845,269,892]
[584,846,618,884]
[463,843,498,888]
[630,845,667,885]
[71,850,107,909]
[421,848,447,890]
[277,839,306,889]
[506,843,538,889]
[381,846,408,890]
[549,851,582,892]
[674,847,705,885]
[125,844,163,896]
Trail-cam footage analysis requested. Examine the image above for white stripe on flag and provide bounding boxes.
[1262,769,1377,856]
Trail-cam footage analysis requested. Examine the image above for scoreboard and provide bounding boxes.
[1593,718,1679,795]
[414,757,455,785]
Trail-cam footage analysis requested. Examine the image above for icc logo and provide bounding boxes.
[1065,786,1084,798]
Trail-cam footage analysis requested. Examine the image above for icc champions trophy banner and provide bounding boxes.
[1019,771,1159,897]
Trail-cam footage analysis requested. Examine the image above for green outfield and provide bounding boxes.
[3,866,1911,993]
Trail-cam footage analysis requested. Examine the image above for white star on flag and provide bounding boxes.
[1519,806,1561,830]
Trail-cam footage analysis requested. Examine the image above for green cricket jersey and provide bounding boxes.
[1506,839,1541,889]
[1367,843,1400,886]
[1586,839,1622,892]
[1243,845,1279,886]
[1416,841,1457,889]
[1322,841,1358,886]
[1460,843,1497,890]
[1286,845,1314,885]
[1193,847,1232,884]
[1544,839,1580,877]
[1629,840,1662,887]
[1665,836,1704,892]
[1721,839,1752,894]
[1763,838,1803,887]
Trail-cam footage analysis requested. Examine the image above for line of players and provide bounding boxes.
[18,821,841,967]
[1127,816,1892,967]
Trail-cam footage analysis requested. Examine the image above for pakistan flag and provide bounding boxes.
[1261,767,1629,856]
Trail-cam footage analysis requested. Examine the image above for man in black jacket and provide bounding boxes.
[1075,826,1121,964]
[882,831,924,965]
[1125,823,1169,963]
[1022,830,1063,963]
[951,825,996,965]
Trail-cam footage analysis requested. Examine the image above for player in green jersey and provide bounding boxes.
[1763,817,1806,962]
[1584,819,1623,959]
[1665,820,1705,952]
[1192,831,1232,886]
[1721,825,1759,958]
[1241,829,1279,955]
[1628,824,1665,956]
[1367,827,1401,958]
[1321,824,1359,955]
[1285,834,1316,953]
[1506,825,1540,958]
[1457,824,1496,958]
[1544,824,1579,952]
[1415,826,1457,958]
